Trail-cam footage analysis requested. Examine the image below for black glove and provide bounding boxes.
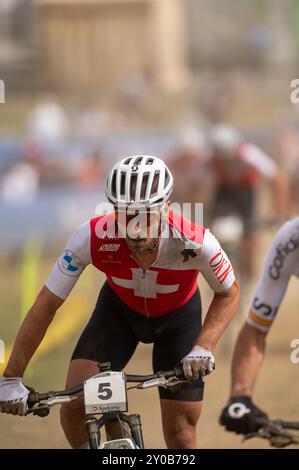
[219,396,268,435]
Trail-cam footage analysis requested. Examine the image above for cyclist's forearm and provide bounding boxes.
[195,281,240,351]
[4,287,63,377]
[230,322,266,397]
[271,171,290,215]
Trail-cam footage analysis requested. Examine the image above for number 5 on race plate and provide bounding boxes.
[84,371,128,414]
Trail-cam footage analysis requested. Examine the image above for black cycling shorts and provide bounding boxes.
[72,281,204,402]
[212,184,255,232]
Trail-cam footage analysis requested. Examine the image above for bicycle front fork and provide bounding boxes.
[86,413,144,449]
[121,413,144,449]
[86,418,100,449]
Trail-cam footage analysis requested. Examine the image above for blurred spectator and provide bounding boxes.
[118,72,151,124]
[198,79,233,124]
[0,159,40,202]
[27,96,70,143]
[0,138,44,202]
[77,151,104,190]
[73,107,111,141]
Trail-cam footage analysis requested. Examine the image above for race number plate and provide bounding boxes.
[84,371,127,414]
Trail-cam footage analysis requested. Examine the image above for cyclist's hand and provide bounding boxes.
[182,345,215,379]
[219,396,268,435]
[0,377,30,416]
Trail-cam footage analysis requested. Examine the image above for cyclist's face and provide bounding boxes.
[115,207,163,252]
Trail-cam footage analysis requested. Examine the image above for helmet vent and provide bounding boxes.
[151,171,160,197]
[134,156,143,165]
[111,170,117,197]
[146,158,154,165]
[140,172,149,199]
[124,157,133,165]
[120,172,126,196]
[164,170,170,188]
[130,173,138,200]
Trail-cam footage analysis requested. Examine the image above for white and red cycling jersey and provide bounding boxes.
[246,216,299,332]
[46,211,235,317]
[211,141,278,187]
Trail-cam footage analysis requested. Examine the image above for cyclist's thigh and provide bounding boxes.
[71,281,139,372]
[240,187,256,232]
[160,399,202,429]
[65,359,100,388]
[152,292,204,402]
[212,185,234,216]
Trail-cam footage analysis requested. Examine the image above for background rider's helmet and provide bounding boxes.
[177,126,207,153]
[209,124,242,159]
[105,155,173,209]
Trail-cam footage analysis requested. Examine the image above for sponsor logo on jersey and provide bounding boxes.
[57,250,85,277]
[209,250,232,284]
[99,244,120,252]
[180,248,197,263]
[102,255,122,264]
[252,297,278,319]
[269,232,299,280]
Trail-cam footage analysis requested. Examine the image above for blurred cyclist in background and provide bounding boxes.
[219,216,299,435]
[168,126,208,206]
[206,124,290,279]
[275,122,299,213]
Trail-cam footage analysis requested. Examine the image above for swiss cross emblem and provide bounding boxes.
[111,268,179,298]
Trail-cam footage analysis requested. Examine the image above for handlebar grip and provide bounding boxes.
[164,365,185,380]
[174,364,185,379]
[27,392,40,405]
[256,416,270,427]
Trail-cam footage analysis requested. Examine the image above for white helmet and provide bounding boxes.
[210,124,242,157]
[105,155,173,208]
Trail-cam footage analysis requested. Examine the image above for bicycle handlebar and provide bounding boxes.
[27,365,185,406]
[243,417,299,448]
[255,416,299,431]
[125,365,184,383]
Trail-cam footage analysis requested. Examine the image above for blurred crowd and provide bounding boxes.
[1,91,299,221]
[0,96,106,202]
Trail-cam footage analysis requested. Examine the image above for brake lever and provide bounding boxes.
[242,430,267,442]
[269,434,299,448]
[165,377,187,393]
[136,376,185,391]
[26,395,78,416]
[243,424,299,448]
[26,404,50,417]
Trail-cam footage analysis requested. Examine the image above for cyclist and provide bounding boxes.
[275,122,299,212]
[168,126,207,205]
[207,124,289,279]
[0,156,240,449]
[219,216,299,435]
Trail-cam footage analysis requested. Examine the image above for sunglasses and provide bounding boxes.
[115,209,161,227]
